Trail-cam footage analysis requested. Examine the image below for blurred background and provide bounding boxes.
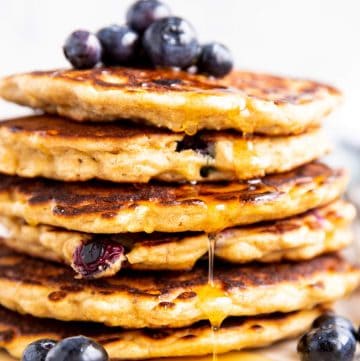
[0,0,359,178]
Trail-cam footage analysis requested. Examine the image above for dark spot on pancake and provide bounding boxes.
[99,290,114,295]
[250,324,263,331]
[0,330,15,342]
[48,291,67,301]
[52,205,66,215]
[158,302,175,309]
[176,134,215,158]
[308,281,325,289]
[143,329,171,340]
[101,212,117,219]
[60,285,84,292]
[177,291,197,299]
[200,166,216,178]
[152,78,183,87]
[181,334,196,339]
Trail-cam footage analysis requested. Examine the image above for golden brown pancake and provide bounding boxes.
[0,246,358,328]
[0,68,341,135]
[0,200,354,278]
[0,115,331,182]
[0,305,323,360]
[0,162,347,233]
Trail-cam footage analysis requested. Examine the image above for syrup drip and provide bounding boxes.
[198,233,230,361]
[233,138,260,179]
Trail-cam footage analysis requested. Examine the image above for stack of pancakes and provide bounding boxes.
[0,67,358,360]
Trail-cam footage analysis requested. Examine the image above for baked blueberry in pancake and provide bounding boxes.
[0,200,354,278]
[0,114,331,182]
[0,246,358,328]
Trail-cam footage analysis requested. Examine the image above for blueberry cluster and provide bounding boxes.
[297,313,358,361]
[63,0,233,77]
[22,336,108,361]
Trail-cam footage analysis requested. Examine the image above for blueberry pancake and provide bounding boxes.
[0,162,347,234]
[0,68,341,135]
[0,200,354,279]
[0,246,358,328]
[0,115,331,183]
[0,305,323,360]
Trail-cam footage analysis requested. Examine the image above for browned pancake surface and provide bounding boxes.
[0,247,351,295]
[0,162,341,217]
[29,68,339,105]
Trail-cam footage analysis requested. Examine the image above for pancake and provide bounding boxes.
[0,115,331,183]
[0,68,341,135]
[0,200,354,278]
[0,306,323,360]
[0,246,358,328]
[0,162,347,234]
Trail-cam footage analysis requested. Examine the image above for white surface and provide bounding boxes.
[0,0,359,139]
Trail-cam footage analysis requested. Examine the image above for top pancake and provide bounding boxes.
[0,67,341,135]
[0,162,347,233]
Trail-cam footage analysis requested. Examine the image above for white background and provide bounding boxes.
[0,0,359,140]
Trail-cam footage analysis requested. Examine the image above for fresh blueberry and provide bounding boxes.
[297,326,356,361]
[73,240,124,278]
[312,313,356,337]
[63,30,102,69]
[22,339,57,361]
[143,16,200,69]
[126,0,171,33]
[45,336,108,361]
[197,42,233,78]
[97,25,139,66]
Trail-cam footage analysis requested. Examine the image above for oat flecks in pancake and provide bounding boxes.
[0,200,355,277]
[0,114,331,182]
[0,68,342,135]
[0,162,348,233]
[0,246,358,328]
[0,305,323,359]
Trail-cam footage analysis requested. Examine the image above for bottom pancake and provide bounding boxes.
[0,306,323,360]
[0,200,354,278]
[0,246,358,329]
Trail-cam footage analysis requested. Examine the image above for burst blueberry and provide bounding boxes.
[22,339,57,361]
[73,240,124,278]
[45,336,108,361]
[97,25,139,65]
[197,42,233,77]
[143,16,200,68]
[126,0,171,33]
[63,30,102,69]
[297,326,356,361]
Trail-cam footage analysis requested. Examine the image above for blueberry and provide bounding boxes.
[63,30,102,69]
[297,327,356,361]
[126,0,171,33]
[45,336,108,361]
[22,339,57,361]
[312,313,356,337]
[97,25,139,66]
[73,240,124,278]
[143,16,200,69]
[197,42,233,78]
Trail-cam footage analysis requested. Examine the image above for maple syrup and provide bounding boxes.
[197,233,231,361]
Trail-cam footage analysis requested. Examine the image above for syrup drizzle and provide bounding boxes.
[197,233,230,361]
